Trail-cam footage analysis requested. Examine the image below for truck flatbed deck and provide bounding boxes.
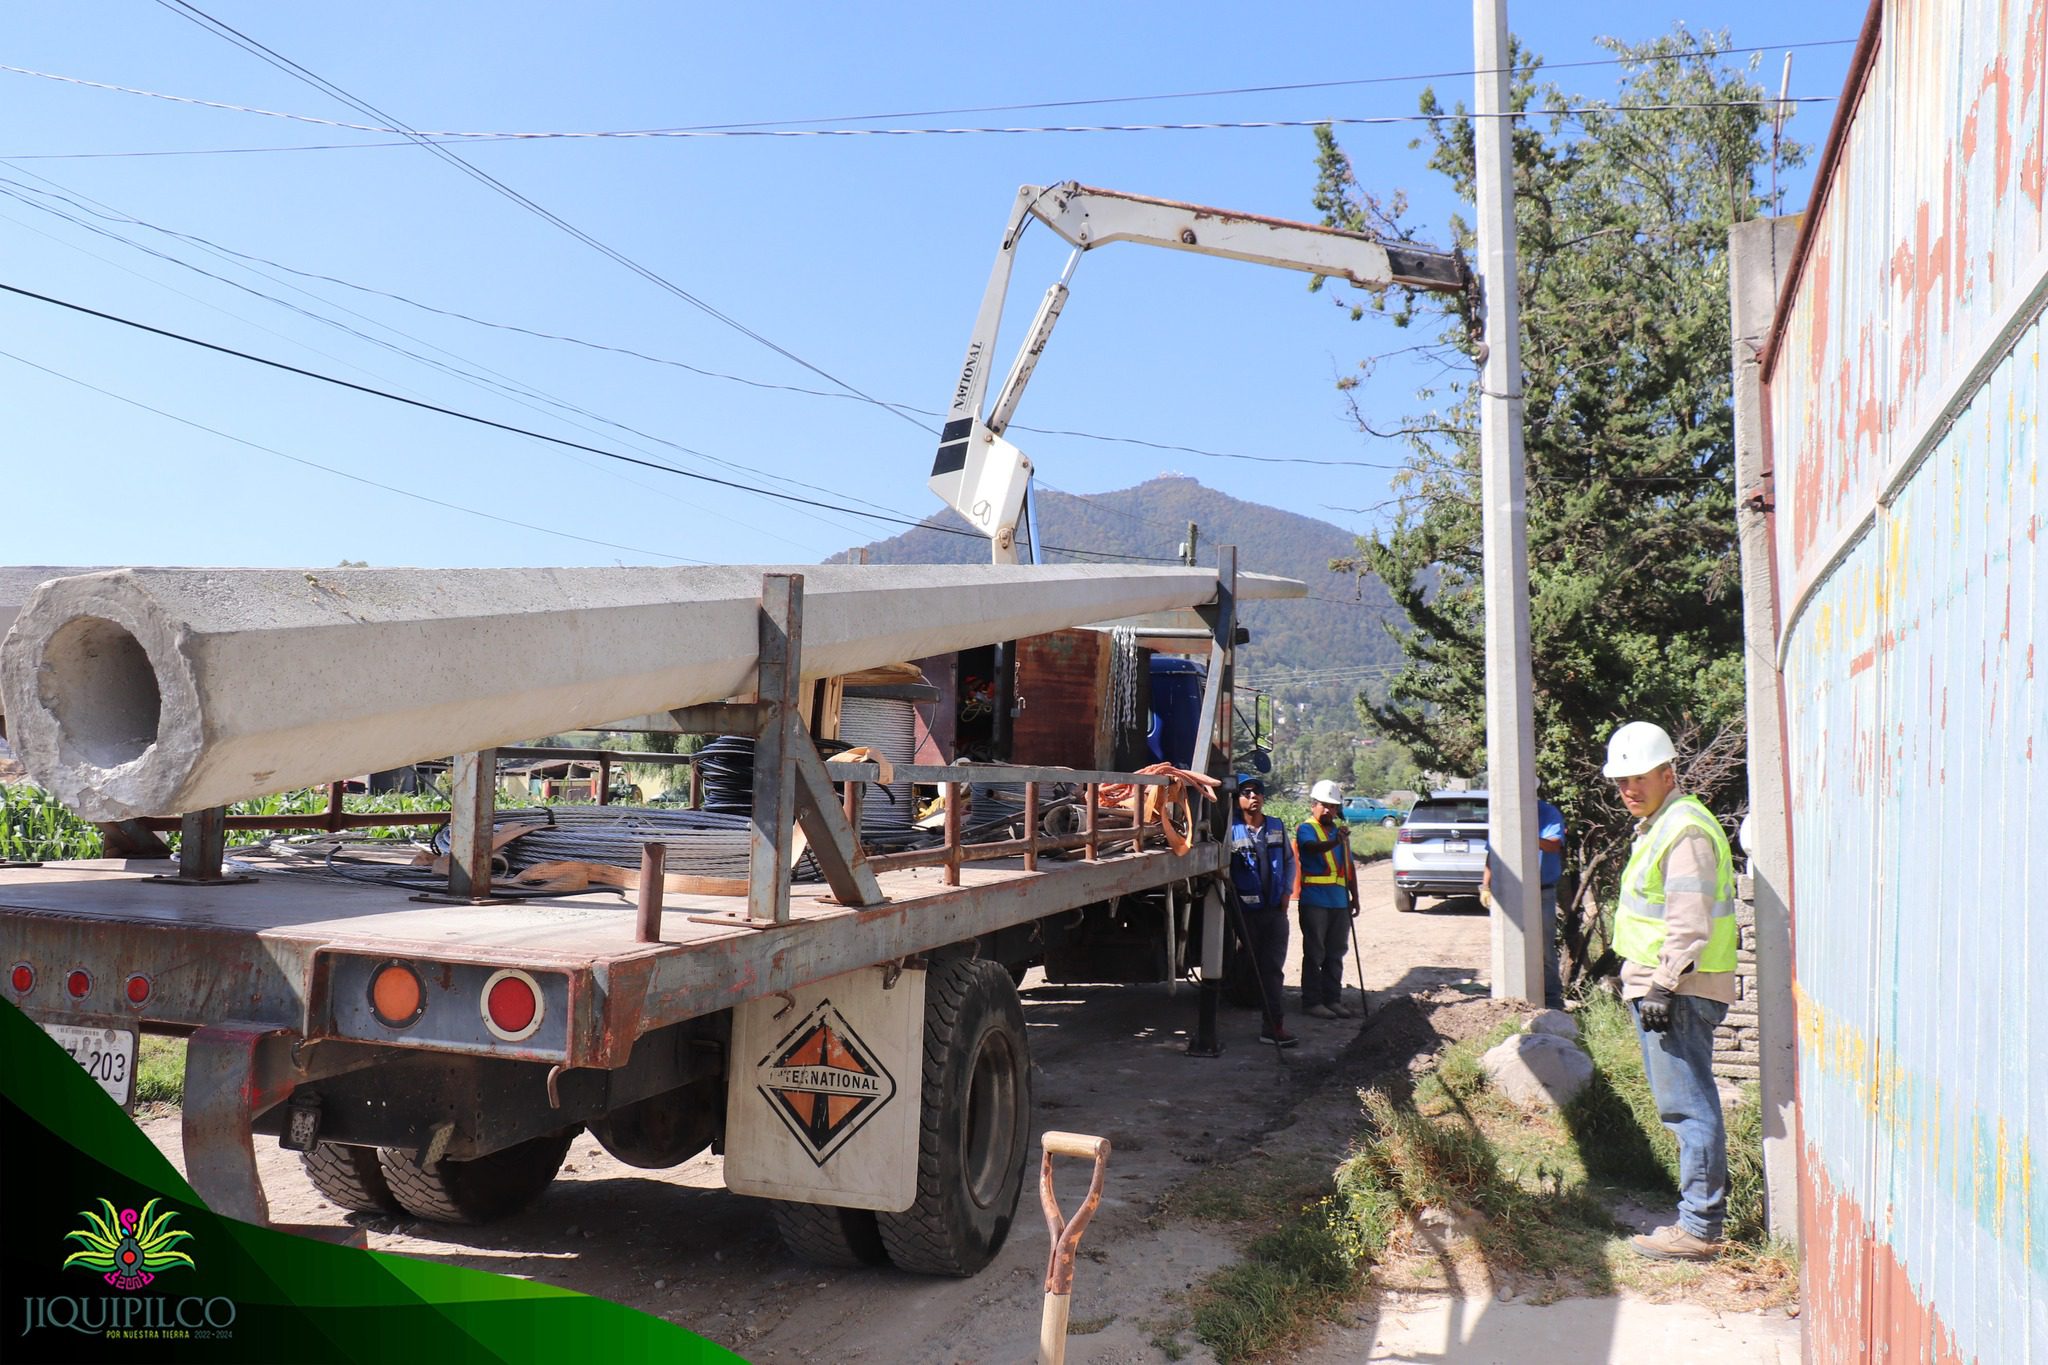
[5,841,1221,1071]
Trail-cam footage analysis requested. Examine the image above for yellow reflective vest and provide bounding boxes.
[1611,794,1738,973]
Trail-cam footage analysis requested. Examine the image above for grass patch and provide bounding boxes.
[134,1035,186,1105]
[1161,1152,1334,1224]
[1190,1212,1363,1362]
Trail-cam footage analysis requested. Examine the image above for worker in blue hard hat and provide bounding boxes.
[1227,775,1296,1048]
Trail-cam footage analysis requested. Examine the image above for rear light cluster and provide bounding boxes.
[362,961,545,1043]
[7,963,151,1006]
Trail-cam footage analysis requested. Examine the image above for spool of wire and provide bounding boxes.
[839,696,917,833]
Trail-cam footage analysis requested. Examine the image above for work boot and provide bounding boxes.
[1304,1003,1338,1020]
[1630,1224,1723,1261]
[1329,1000,1357,1018]
[1259,1026,1299,1049]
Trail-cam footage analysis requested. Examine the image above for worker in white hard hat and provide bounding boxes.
[1603,720,1739,1261]
[1293,778,1360,1020]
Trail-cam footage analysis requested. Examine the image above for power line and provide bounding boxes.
[149,1,931,440]
[2,35,1852,139]
[0,281,1183,564]
[0,171,1421,476]
[0,70,1839,145]
[0,348,707,563]
[0,170,907,543]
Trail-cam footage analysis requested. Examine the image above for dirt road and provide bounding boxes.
[140,862,1494,1363]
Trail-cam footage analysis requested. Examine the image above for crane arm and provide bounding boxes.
[930,182,1468,564]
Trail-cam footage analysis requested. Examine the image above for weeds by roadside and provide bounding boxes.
[1178,992,1794,1362]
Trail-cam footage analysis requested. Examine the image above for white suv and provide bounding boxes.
[1390,791,1489,913]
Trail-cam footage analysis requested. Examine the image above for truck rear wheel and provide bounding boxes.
[300,1142,401,1214]
[770,1200,889,1267]
[378,1128,577,1224]
[877,958,1031,1276]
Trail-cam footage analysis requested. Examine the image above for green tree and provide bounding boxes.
[1312,28,1797,959]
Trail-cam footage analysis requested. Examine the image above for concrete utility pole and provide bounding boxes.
[1472,0,1544,1004]
[1729,215,1803,1240]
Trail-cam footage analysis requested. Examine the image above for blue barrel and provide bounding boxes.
[1146,656,1207,768]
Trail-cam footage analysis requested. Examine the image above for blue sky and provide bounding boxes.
[2,2,1862,570]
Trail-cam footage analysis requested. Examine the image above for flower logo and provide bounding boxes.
[62,1198,195,1291]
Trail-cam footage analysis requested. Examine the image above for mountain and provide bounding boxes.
[825,476,1403,714]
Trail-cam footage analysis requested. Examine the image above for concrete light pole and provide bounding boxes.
[1472,0,1544,1004]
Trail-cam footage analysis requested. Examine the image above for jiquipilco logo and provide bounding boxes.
[19,1196,236,1340]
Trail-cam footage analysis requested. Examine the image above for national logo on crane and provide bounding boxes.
[756,1000,897,1166]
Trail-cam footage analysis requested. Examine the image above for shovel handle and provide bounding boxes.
[1040,1131,1111,1297]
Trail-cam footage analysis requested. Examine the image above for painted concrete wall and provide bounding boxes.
[1761,3,2048,1360]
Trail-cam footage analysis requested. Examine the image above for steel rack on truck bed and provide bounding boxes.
[0,558,1266,1277]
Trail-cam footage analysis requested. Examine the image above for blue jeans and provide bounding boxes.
[1541,884,1563,1009]
[1631,994,1729,1238]
[1297,899,1351,1009]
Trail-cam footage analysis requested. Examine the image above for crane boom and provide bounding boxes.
[930,182,1468,562]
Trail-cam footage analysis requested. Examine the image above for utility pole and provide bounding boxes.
[1472,0,1543,1005]
[1180,522,1199,567]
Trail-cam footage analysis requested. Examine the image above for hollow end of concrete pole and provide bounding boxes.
[0,572,204,822]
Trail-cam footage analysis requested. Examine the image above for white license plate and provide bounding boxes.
[1444,840,1469,854]
[43,1021,137,1109]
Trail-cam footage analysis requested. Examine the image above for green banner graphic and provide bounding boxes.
[0,1001,744,1363]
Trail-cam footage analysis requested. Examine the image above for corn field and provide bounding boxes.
[0,783,102,861]
[0,783,465,862]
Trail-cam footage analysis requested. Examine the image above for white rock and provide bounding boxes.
[1527,1009,1580,1040]
[1482,1032,1594,1109]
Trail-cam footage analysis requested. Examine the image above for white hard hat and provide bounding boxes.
[1309,779,1345,805]
[1603,721,1677,779]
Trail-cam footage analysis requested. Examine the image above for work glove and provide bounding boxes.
[1638,983,1674,1033]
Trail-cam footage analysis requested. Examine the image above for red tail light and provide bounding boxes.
[66,969,92,1000]
[9,963,33,995]
[481,969,543,1042]
[1397,829,1419,843]
[125,974,152,1006]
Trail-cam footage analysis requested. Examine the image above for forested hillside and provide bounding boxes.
[827,475,1403,729]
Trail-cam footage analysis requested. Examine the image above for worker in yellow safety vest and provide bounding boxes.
[1293,779,1360,1019]
[1604,720,1739,1262]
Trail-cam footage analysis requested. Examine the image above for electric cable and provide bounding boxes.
[0,169,1434,476]
[0,280,1186,564]
[0,173,878,550]
[151,0,934,439]
[0,346,706,563]
[1,64,1842,141]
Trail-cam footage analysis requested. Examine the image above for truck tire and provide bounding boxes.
[876,958,1031,1276]
[300,1142,401,1214]
[1393,886,1417,914]
[770,1199,889,1268]
[378,1128,577,1225]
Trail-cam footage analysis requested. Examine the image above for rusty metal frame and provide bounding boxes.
[181,1028,395,1224]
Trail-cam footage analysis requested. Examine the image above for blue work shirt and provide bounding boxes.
[1538,799,1566,889]
[1295,818,1354,911]
[1229,815,1294,912]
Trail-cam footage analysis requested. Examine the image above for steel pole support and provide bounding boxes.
[749,575,802,924]
[1188,884,1225,1057]
[447,749,498,901]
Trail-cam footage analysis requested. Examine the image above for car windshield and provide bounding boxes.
[1406,800,1488,826]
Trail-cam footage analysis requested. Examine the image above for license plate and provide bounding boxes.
[43,1021,137,1109]
[1444,840,1469,854]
